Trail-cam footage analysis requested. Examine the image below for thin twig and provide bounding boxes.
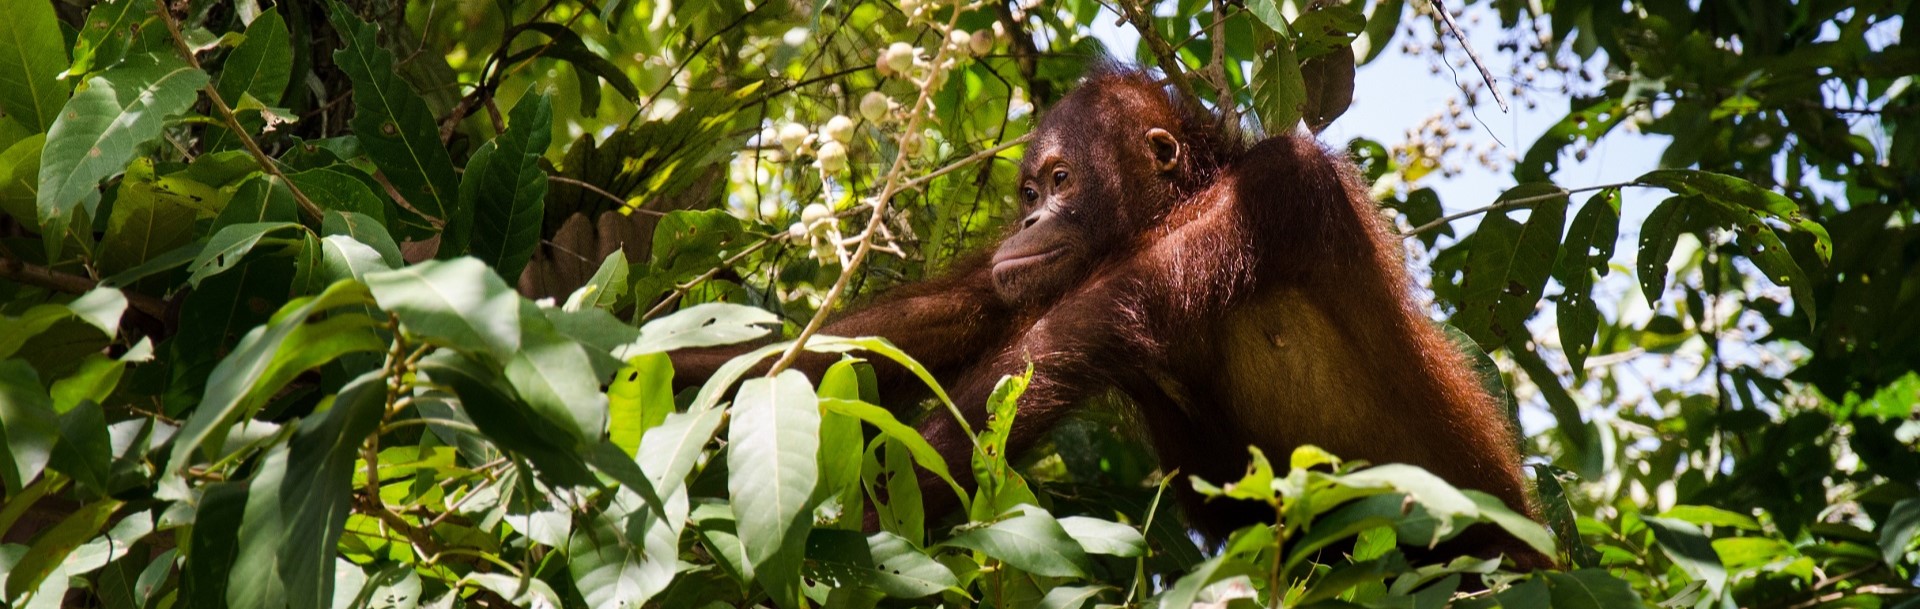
[1400,182,1639,237]
[899,133,1032,192]
[640,238,775,321]
[155,5,324,222]
[1209,0,1236,128]
[1427,0,1509,112]
[0,256,168,318]
[1115,0,1202,102]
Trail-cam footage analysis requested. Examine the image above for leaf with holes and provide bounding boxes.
[328,5,458,221]
[1554,189,1619,372]
[187,222,305,286]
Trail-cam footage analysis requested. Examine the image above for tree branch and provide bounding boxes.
[1399,182,1641,238]
[1116,0,1202,102]
[0,256,168,319]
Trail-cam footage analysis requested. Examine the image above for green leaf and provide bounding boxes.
[291,167,389,223]
[506,309,607,443]
[420,353,596,485]
[1038,586,1109,609]
[564,249,629,311]
[314,235,392,284]
[1245,0,1291,35]
[1881,498,1920,567]
[1544,569,1643,609]
[465,93,552,281]
[1636,196,1689,305]
[1658,505,1760,531]
[1464,490,1557,559]
[819,397,967,507]
[364,257,521,363]
[619,302,779,357]
[0,361,58,493]
[1554,189,1619,371]
[228,372,385,609]
[5,498,121,601]
[320,210,401,267]
[187,221,305,286]
[1057,516,1146,557]
[1699,204,1819,328]
[48,401,111,493]
[0,286,127,359]
[0,133,46,223]
[164,281,374,475]
[727,370,819,607]
[608,352,673,456]
[1636,169,1831,262]
[1643,516,1726,595]
[214,8,291,106]
[214,175,298,230]
[202,7,291,152]
[1154,555,1259,609]
[97,161,216,277]
[0,0,70,131]
[568,488,683,608]
[1452,183,1567,348]
[803,529,958,599]
[67,0,151,78]
[1251,33,1306,133]
[327,5,458,220]
[37,54,208,231]
[638,406,725,496]
[942,506,1091,578]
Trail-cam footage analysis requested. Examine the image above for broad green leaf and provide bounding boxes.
[638,406,725,496]
[48,401,110,494]
[315,235,392,284]
[416,353,596,485]
[1334,464,1478,541]
[728,370,819,607]
[67,0,151,78]
[815,363,865,528]
[214,175,298,230]
[1658,505,1760,531]
[0,361,58,493]
[187,222,305,286]
[502,24,640,118]
[1544,569,1642,609]
[1463,490,1557,559]
[1643,516,1726,595]
[164,281,374,474]
[1554,188,1620,371]
[1452,183,1567,348]
[818,397,966,506]
[0,287,127,359]
[49,339,147,415]
[1154,555,1259,609]
[1637,169,1832,262]
[1245,0,1291,35]
[229,372,385,609]
[203,8,291,152]
[5,499,121,601]
[618,302,778,357]
[506,309,607,443]
[864,435,923,545]
[1292,5,1366,57]
[608,352,673,456]
[320,210,401,267]
[1636,196,1689,305]
[291,168,388,223]
[364,257,521,363]
[568,489,684,608]
[181,483,247,605]
[327,5,458,220]
[942,506,1091,578]
[465,93,552,281]
[564,249,629,312]
[97,160,214,276]
[1057,516,1146,557]
[0,133,46,222]
[1700,204,1819,328]
[437,141,488,258]
[803,529,958,598]
[0,0,69,131]
[461,573,561,609]
[1880,498,1920,567]
[1038,586,1109,609]
[1251,32,1306,133]
[38,55,208,231]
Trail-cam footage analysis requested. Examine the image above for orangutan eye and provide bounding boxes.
[1052,169,1069,185]
[1022,186,1039,202]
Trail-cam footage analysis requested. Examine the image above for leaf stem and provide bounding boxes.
[155,4,325,223]
[1400,181,1641,238]
[1117,0,1203,102]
